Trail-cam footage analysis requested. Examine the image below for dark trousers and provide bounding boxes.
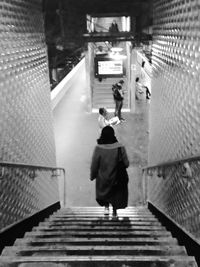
[114,99,123,119]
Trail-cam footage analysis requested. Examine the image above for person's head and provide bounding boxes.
[97,126,118,144]
[98,45,103,52]
[135,77,139,82]
[116,84,122,89]
[99,107,107,117]
[118,80,124,85]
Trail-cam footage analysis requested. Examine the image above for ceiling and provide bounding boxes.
[43,0,153,66]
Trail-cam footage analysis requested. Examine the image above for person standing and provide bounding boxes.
[90,126,129,218]
[109,20,119,33]
[109,20,119,46]
[112,80,125,121]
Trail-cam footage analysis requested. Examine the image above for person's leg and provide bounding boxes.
[114,100,118,117]
[112,206,117,217]
[119,100,125,121]
[104,203,109,215]
[118,100,121,119]
[115,100,120,118]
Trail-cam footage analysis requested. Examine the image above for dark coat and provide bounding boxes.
[90,142,129,209]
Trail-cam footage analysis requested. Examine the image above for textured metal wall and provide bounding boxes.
[149,0,200,165]
[147,161,200,243]
[0,0,59,231]
[147,0,200,243]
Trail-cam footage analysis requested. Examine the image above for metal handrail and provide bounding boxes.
[142,154,200,171]
[0,160,64,172]
[0,161,66,206]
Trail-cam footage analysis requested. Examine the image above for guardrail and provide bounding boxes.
[0,161,66,206]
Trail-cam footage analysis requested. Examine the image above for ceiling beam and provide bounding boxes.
[83,32,152,42]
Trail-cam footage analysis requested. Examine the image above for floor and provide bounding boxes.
[53,63,150,207]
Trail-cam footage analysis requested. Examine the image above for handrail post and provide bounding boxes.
[142,169,147,205]
[63,169,66,207]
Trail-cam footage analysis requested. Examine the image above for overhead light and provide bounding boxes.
[111,47,123,52]
[109,52,126,59]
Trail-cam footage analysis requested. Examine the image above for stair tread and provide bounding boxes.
[25,230,172,237]
[4,245,185,251]
[15,239,177,243]
[0,206,195,267]
[40,221,162,226]
[51,216,156,220]
[47,218,159,221]
[3,245,186,256]
[33,226,166,231]
[56,210,153,213]
[0,255,196,262]
[2,246,187,257]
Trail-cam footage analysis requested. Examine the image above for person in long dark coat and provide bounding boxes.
[90,126,129,217]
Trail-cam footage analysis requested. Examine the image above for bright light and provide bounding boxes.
[111,47,123,52]
[109,52,127,59]
[122,16,131,31]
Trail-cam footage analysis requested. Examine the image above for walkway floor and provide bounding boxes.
[53,64,150,207]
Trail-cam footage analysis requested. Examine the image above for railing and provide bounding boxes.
[142,155,200,202]
[0,161,66,207]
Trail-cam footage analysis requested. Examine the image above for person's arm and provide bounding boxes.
[120,146,129,168]
[90,147,100,180]
[118,88,124,98]
[103,118,110,127]
[99,116,110,128]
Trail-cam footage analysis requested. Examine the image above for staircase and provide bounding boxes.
[92,78,129,109]
[0,206,197,267]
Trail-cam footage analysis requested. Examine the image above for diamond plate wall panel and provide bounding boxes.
[0,0,59,231]
[149,0,200,165]
[147,0,200,244]
[146,161,200,243]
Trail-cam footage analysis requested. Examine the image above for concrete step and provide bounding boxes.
[2,245,187,257]
[62,206,149,210]
[56,212,153,216]
[46,217,159,222]
[0,206,196,267]
[32,225,166,232]
[14,236,179,246]
[92,100,128,106]
[32,225,166,231]
[50,207,156,214]
[24,230,172,238]
[0,255,197,267]
[39,220,163,226]
[57,208,153,213]
[51,215,156,218]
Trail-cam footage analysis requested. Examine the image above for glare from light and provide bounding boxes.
[127,17,130,31]
[109,52,127,59]
[111,47,123,52]
[122,17,126,31]
[122,16,131,31]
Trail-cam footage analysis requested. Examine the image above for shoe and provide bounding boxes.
[104,206,109,215]
[120,117,125,121]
